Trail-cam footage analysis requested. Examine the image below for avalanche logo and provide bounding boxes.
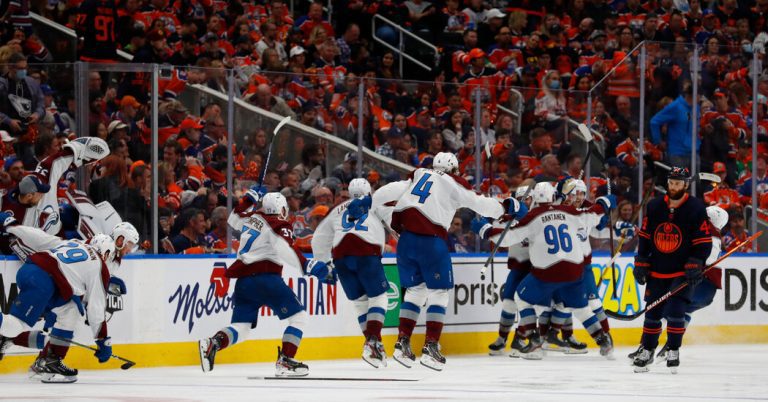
[576,228,588,242]
[654,223,682,253]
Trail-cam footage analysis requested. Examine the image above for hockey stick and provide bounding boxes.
[251,376,419,382]
[576,123,594,181]
[482,184,533,274]
[606,173,618,295]
[483,142,496,291]
[47,334,136,370]
[257,115,292,188]
[605,230,763,321]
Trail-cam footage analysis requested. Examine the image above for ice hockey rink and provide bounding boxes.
[1,345,766,401]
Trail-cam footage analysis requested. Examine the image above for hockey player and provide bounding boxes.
[199,191,335,377]
[629,205,727,363]
[473,182,616,360]
[546,179,613,354]
[0,220,117,383]
[486,185,533,357]
[632,167,712,373]
[350,152,508,371]
[311,178,395,368]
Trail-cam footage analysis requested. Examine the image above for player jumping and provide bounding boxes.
[198,190,334,377]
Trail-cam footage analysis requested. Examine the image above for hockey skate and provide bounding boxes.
[632,348,655,373]
[595,332,615,360]
[563,335,588,355]
[542,329,568,352]
[420,341,446,371]
[198,336,220,373]
[275,347,309,377]
[362,337,387,368]
[393,336,416,368]
[509,333,527,358]
[655,342,670,363]
[666,349,680,374]
[627,344,643,361]
[488,336,507,356]
[0,336,10,361]
[519,333,544,360]
[31,354,78,383]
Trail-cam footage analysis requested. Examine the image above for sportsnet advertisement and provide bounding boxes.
[1,253,767,349]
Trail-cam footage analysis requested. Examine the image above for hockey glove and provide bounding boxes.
[633,256,650,285]
[305,260,336,284]
[471,217,493,239]
[0,211,17,232]
[685,258,704,287]
[595,214,610,231]
[109,276,127,295]
[555,176,573,201]
[244,185,268,205]
[347,195,372,221]
[94,337,112,363]
[614,221,635,238]
[503,197,528,221]
[596,194,617,212]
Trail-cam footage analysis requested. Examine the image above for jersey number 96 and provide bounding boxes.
[543,224,572,254]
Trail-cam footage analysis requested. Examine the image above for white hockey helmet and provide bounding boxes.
[89,233,118,273]
[433,152,459,173]
[706,206,728,231]
[531,182,556,205]
[262,192,289,220]
[562,179,587,195]
[348,178,372,199]
[514,186,530,199]
[111,222,139,254]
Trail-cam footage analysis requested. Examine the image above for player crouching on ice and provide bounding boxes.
[199,190,335,377]
[0,216,119,383]
[472,182,616,360]
[311,178,403,368]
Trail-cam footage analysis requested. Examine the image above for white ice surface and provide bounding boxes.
[1,345,766,401]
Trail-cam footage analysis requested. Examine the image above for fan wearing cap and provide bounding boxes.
[704,162,740,210]
[477,8,506,49]
[134,28,171,63]
[632,166,712,373]
[157,100,188,146]
[177,116,215,159]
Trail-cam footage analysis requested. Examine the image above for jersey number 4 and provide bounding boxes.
[411,173,433,204]
[543,224,573,254]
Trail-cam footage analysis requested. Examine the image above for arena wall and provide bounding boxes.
[1,253,766,373]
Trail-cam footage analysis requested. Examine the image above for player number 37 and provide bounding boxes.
[543,224,573,254]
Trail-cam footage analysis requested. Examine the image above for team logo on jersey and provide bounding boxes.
[653,223,682,253]
[576,227,588,242]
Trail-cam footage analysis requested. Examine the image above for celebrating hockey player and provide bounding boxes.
[346,152,508,370]
[0,214,118,383]
[632,167,712,373]
[486,185,533,357]
[311,178,394,367]
[199,190,335,377]
[473,182,615,360]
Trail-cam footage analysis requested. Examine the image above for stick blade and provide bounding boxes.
[576,123,593,142]
[698,172,722,183]
[121,362,136,370]
[273,115,292,135]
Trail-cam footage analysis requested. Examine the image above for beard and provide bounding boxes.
[667,187,686,200]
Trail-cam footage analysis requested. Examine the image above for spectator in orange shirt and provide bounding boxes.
[704,162,741,210]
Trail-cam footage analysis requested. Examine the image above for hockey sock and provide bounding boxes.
[498,299,517,339]
[516,308,538,339]
[538,310,551,336]
[399,285,427,338]
[588,298,610,332]
[366,294,387,341]
[425,289,449,343]
[353,297,369,337]
[561,317,574,339]
[217,323,251,350]
[572,306,603,338]
[641,318,662,350]
[13,331,47,349]
[666,317,686,350]
[46,328,73,358]
[281,326,303,358]
[550,307,570,333]
[0,313,26,338]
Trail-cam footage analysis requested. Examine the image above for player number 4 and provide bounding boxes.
[411,173,433,204]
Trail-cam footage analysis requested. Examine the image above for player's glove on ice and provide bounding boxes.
[634,256,650,285]
[685,258,704,287]
[94,337,112,363]
[305,260,336,284]
[347,195,372,221]
[471,217,493,239]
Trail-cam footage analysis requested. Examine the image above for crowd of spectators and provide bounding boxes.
[1,0,768,253]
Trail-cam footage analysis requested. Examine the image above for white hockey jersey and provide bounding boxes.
[486,217,531,270]
[490,203,606,282]
[391,168,504,238]
[226,210,306,277]
[311,181,408,262]
[28,240,110,338]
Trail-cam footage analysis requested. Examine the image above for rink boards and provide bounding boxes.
[1,253,767,372]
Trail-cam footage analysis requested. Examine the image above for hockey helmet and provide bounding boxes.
[562,179,587,195]
[433,152,459,174]
[349,178,372,199]
[667,166,691,182]
[89,233,118,273]
[111,222,139,254]
[706,206,728,231]
[515,186,530,199]
[262,192,289,220]
[531,182,556,205]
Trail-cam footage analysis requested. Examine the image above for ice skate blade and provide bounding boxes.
[633,365,650,373]
[40,373,77,384]
[509,350,521,358]
[520,350,544,360]
[488,349,506,356]
[393,351,414,368]
[198,339,213,373]
[275,368,309,377]
[419,355,444,371]
[362,355,383,369]
[669,367,678,374]
[564,348,588,355]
